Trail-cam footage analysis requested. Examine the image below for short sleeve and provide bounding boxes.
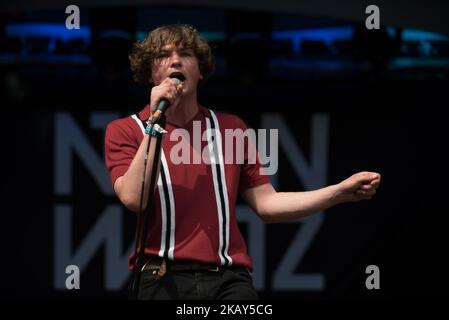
[105,120,138,187]
[236,117,271,193]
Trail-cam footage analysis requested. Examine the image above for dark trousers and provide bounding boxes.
[137,267,258,300]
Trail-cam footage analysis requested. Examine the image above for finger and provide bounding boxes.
[165,81,178,91]
[371,173,381,183]
[161,78,178,90]
[356,172,379,184]
[364,180,380,189]
[165,76,177,84]
[168,84,181,96]
[370,180,380,188]
[359,185,372,191]
[170,88,182,99]
[171,81,183,92]
[171,78,183,85]
[168,86,177,96]
[161,92,176,103]
[159,78,171,87]
[173,88,183,99]
[356,189,376,196]
[169,92,178,101]
[174,84,183,94]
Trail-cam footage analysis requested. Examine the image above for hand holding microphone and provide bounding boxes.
[149,77,183,123]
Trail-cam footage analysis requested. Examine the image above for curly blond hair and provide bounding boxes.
[129,24,215,86]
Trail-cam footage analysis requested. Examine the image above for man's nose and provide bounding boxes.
[169,52,182,67]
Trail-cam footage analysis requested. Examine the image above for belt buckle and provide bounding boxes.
[208,266,220,272]
[141,257,163,273]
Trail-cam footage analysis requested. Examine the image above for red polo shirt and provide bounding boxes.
[105,105,270,270]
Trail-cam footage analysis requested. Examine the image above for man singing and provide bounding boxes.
[105,24,381,300]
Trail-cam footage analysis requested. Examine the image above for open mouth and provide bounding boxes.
[169,72,186,82]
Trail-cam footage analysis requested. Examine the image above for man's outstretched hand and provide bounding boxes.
[336,171,381,203]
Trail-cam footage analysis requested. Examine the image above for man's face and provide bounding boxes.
[151,44,203,95]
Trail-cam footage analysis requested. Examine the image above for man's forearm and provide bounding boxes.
[116,134,161,212]
[261,185,341,223]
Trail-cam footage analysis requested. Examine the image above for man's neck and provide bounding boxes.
[165,92,199,127]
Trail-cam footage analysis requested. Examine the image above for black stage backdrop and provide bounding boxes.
[1,77,448,300]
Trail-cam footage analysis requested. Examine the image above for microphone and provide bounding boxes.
[151,77,182,124]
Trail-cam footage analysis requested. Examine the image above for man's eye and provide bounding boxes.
[157,52,169,58]
[181,52,192,56]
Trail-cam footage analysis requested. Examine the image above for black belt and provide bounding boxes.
[142,256,247,273]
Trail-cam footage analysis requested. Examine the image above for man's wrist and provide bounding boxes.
[328,183,345,206]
